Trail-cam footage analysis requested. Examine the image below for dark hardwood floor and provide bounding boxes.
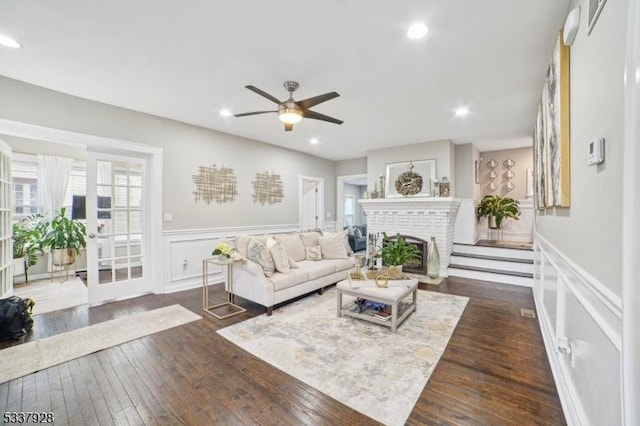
[0,277,565,425]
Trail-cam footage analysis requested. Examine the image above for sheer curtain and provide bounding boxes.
[37,155,73,216]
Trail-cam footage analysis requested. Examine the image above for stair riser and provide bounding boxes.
[448,268,533,287]
[452,244,534,260]
[449,257,534,274]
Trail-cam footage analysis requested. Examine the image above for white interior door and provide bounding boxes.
[0,138,12,297]
[299,176,324,230]
[86,149,151,305]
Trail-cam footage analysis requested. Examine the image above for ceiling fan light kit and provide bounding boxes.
[234,81,343,131]
[278,102,303,124]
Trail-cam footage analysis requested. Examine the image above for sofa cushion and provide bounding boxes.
[266,237,290,274]
[323,258,356,273]
[300,231,321,248]
[235,235,267,258]
[247,238,275,277]
[305,245,322,261]
[297,260,337,280]
[268,269,309,291]
[274,234,306,262]
[319,230,349,259]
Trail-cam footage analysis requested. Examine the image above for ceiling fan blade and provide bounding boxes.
[303,109,344,125]
[284,123,293,131]
[245,85,282,104]
[233,111,277,118]
[296,92,340,110]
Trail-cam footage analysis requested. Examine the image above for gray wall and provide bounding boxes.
[0,76,336,230]
[366,139,455,197]
[336,157,367,176]
[479,147,533,199]
[536,0,625,294]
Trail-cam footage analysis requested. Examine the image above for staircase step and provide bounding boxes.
[449,255,534,275]
[448,267,533,287]
[452,244,534,260]
[474,240,533,251]
[448,264,533,278]
[451,252,534,264]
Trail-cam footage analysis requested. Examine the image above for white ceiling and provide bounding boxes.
[0,0,569,161]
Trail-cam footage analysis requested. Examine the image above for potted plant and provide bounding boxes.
[380,232,421,278]
[41,207,87,266]
[476,195,521,229]
[12,214,45,280]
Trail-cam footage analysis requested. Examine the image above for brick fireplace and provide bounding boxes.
[359,198,460,277]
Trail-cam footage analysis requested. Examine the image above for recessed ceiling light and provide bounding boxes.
[455,107,470,116]
[407,23,429,40]
[310,138,319,145]
[219,109,232,117]
[0,33,21,49]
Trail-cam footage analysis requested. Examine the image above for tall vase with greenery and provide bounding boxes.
[476,195,521,241]
[41,207,87,266]
[380,232,421,278]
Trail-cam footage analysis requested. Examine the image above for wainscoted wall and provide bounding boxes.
[477,198,533,242]
[162,224,299,293]
[162,221,337,293]
[534,234,622,425]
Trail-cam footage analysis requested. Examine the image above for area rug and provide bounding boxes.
[0,304,201,384]
[218,288,468,426]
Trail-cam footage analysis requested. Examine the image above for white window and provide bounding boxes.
[12,154,87,220]
[344,195,355,227]
[12,156,39,220]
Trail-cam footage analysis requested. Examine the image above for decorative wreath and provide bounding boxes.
[395,163,423,196]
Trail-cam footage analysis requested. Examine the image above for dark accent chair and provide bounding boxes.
[345,224,367,252]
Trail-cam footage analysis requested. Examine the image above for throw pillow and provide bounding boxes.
[305,245,323,261]
[319,230,349,259]
[299,231,322,248]
[266,237,290,274]
[321,230,353,256]
[354,227,363,239]
[274,234,306,262]
[235,235,267,258]
[346,225,355,236]
[247,238,275,277]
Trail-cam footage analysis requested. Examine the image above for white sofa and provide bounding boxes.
[229,231,355,315]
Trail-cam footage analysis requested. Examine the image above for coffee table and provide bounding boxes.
[336,277,418,332]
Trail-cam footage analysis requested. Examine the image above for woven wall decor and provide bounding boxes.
[395,162,423,196]
[192,164,238,204]
[252,171,284,205]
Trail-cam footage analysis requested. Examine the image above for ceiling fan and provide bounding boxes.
[233,81,343,131]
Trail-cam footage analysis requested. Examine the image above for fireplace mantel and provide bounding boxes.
[359,197,461,277]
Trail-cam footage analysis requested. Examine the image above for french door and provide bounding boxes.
[0,138,12,298]
[86,149,151,305]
